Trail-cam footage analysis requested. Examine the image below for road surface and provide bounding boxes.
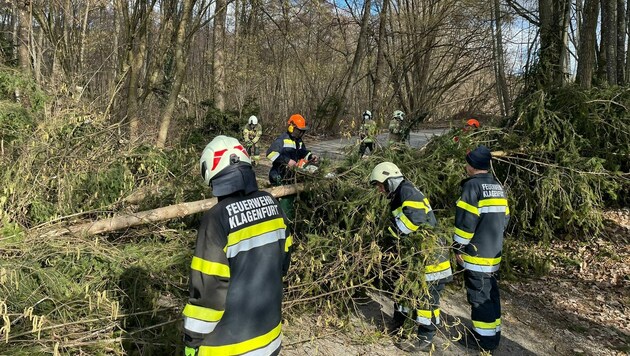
[309,129,448,159]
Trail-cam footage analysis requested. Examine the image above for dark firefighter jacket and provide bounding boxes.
[183,190,293,356]
[266,132,312,184]
[390,180,453,283]
[453,173,510,273]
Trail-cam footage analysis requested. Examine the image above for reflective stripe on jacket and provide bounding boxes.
[454,173,509,273]
[243,124,262,145]
[390,180,452,283]
[184,190,293,355]
[266,132,311,183]
[360,119,378,143]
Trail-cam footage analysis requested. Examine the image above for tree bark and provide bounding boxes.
[602,0,617,85]
[616,0,626,84]
[43,184,304,237]
[17,1,30,73]
[371,0,389,125]
[156,0,196,148]
[627,0,630,83]
[329,0,372,131]
[213,0,227,111]
[79,0,91,75]
[493,0,511,116]
[576,0,600,88]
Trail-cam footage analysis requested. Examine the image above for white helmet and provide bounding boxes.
[362,110,372,120]
[248,115,258,125]
[393,110,404,121]
[369,162,403,185]
[200,135,251,186]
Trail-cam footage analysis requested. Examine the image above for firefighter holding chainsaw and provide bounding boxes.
[266,114,319,219]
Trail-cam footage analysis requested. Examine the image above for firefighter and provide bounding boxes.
[242,115,262,166]
[388,110,406,145]
[266,114,318,219]
[453,145,509,352]
[358,110,378,157]
[369,162,453,353]
[453,118,480,143]
[464,118,480,131]
[183,135,293,356]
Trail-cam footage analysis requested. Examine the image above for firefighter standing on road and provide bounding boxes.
[453,145,509,352]
[242,115,263,166]
[266,114,318,219]
[388,110,406,145]
[370,162,453,353]
[358,110,378,157]
[183,135,293,356]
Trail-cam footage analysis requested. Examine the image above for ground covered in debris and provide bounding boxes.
[280,209,629,356]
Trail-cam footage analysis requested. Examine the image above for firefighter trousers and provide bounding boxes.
[464,270,501,350]
[392,282,445,342]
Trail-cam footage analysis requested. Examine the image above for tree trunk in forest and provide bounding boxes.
[120,0,154,141]
[329,0,372,131]
[493,0,511,116]
[371,0,389,125]
[602,0,617,85]
[43,184,304,237]
[79,0,91,76]
[156,0,195,148]
[17,1,30,73]
[538,0,570,87]
[615,0,626,84]
[213,0,227,111]
[576,0,600,88]
[627,0,630,83]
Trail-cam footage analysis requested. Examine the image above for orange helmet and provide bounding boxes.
[288,114,308,132]
[466,119,480,128]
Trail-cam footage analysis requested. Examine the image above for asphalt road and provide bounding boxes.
[309,128,448,159]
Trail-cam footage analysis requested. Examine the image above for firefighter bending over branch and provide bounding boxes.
[183,136,293,356]
[370,162,452,353]
[358,110,378,157]
[453,145,509,352]
[266,114,318,219]
[242,115,262,166]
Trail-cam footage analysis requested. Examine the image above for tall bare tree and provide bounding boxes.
[156,0,196,148]
[576,0,600,88]
[616,0,626,84]
[213,0,227,110]
[329,0,372,130]
[492,0,511,116]
[16,0,30,73]
[601,0,617,85]
[371,0,390,124]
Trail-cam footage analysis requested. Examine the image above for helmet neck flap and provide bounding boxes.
[211,162,258,197]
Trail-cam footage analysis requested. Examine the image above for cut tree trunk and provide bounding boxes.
[43,184,304,237]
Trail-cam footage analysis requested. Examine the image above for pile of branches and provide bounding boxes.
[284,85,629,319]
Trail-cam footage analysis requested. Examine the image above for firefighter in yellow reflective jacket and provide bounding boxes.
[183,135,293,356]
[370,162,452,353]
[388,110,406,145]
[358,110,378,157]
[453,145,509,352]
[242,115,262,166]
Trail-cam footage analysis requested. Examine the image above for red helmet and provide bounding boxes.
[466,119,480,128]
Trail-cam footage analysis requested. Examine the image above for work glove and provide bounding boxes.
[185,346,198,356]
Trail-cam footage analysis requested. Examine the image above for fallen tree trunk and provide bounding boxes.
[44,184,304,237]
